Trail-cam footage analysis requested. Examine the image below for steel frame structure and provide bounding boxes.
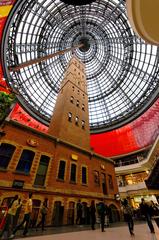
[1,0,159,133]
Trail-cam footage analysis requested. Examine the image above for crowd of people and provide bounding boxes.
[0,194,159,239]
[0,196,111,239]
[0,193,48,239]
[76,199,110,232]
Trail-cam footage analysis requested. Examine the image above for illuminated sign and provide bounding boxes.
[71,154,78,160]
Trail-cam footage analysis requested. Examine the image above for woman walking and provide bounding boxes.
[10,192,33,238]
[36,198,48,231]
[90,200,96,230]
[122,199,134,236]
[1,195,21,240]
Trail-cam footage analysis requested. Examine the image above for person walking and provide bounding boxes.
[122,199,134,236]
[81,202,87,224]
[89,200,96,230]
[10,192,33,238]
[98,200,106,232]
[105,204,110,227]
[140,198,155,233]
[76,199,82,225]
[1,195,21,239]
[1,195,21,240]
[36,198,48,231]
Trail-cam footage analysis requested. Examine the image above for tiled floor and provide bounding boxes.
[16,222,159,240]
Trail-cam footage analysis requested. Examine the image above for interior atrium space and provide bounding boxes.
[1,0,159,239]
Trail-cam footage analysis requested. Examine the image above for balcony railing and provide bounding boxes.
[118,181,147,192]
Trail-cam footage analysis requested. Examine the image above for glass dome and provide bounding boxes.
[1,0,159,133]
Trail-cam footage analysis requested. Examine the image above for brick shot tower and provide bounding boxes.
[48,56,90,150]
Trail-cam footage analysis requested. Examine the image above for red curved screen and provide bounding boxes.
[91,99,159,157]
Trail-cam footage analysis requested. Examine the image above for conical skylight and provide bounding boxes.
[1,0,159,133]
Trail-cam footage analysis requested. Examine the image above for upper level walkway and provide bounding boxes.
[115,135,159,175]
[15,222,159,240]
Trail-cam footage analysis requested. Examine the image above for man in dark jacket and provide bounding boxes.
[140,198,155,233]
[122,199,134,236]
[98,200,107,232]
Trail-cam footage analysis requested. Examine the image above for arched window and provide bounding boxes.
[108,174,114,190]
[52,201,64,226]
[31,199,41,227]
[101,173,107,195]
[16,149,35,173]
[68,112,72,122]
[70,96,74,103]
[94,170,100,185]
[76,100,79,107]
[70,163,77,183]
[58,160,66,180]
[82,166,87,184]
[82,104,85,111]
[34,155,50,186]
[0,143,16,169]
[82,120,85,129]
[75,116,79,125]
[67,201,75,225]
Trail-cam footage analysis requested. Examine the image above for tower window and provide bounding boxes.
[82,166,87,184]
[82,104,85,111]
[77,90,80,95]
[0,143,16,169]
[58,160,66,180]
[70,163,77,183]
[34,155,50,186]
[108,174,114,190]
[70,96,74,103]
[76,100,79,107]
[83,94,85,99]
[68,112,72,122]
[75,116,79,125]
[101,173,107,195]
[72,86,75,91]
[16,149,35,173]
[82,120,85,129]
[94,171,100,185]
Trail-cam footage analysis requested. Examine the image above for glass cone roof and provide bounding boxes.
[1,0,159,133]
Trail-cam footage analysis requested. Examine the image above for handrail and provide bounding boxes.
[115,135,159,168]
